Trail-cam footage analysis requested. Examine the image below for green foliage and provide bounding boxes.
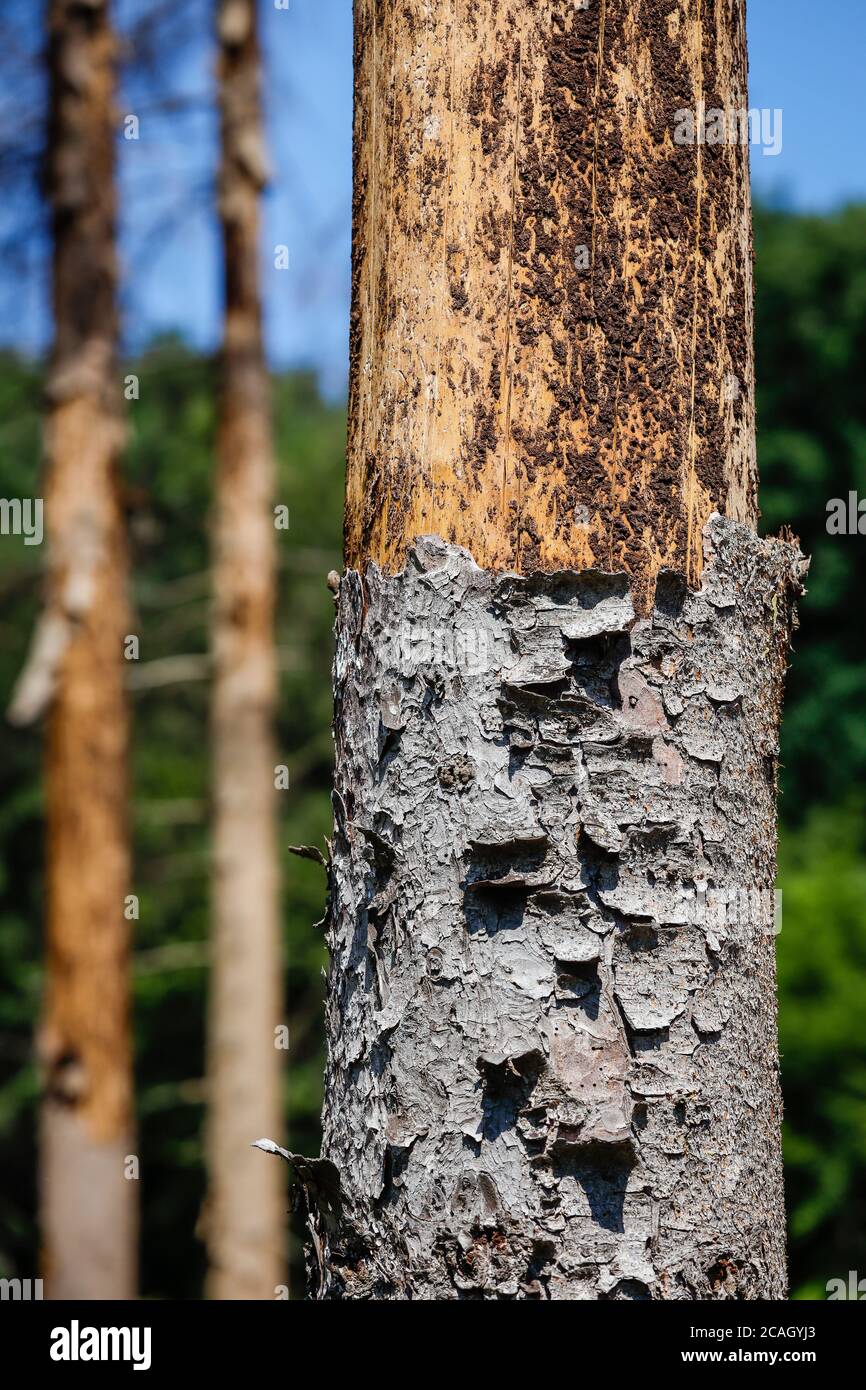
[753,206,866,1295]
[0,353,44,1278]
[777,804,866,1298]
[755,204,866,817]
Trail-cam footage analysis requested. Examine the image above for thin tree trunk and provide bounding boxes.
[207,0,284,1300]
[313,0,804,1299]
[8,0,135,1300]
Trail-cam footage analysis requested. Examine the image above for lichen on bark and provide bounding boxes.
[315,516,804,1300]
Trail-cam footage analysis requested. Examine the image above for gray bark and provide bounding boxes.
[311,515,804,1300]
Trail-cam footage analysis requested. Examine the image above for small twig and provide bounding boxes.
[251,1140,342,1297]
[251,1137,292,1162]
[7,611,70,725]
[126,653,211,691]
[288,843,329,869]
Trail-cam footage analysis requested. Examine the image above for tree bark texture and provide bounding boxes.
[207,0,284,1300]
[32,0,135,1300]
[315,0,803,1300]
[345,0,757,601]
[321,521,802,1299]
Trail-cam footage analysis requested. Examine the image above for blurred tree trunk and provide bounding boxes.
[207,0,284,1300]
[9,0,135,1299]
[314,0,803,1299]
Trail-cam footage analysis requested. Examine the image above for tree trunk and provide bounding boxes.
[206,0,284,1300]
[345,0,758,599]
[9,0,135,1300]
[313,0,806,1300]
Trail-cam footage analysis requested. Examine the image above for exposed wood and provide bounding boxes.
[207,0,284,1300]
[316,0,799,1301]
[37,0,134,1300]
[345,0,757,602]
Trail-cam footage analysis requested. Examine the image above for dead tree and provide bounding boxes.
[311,2,806,1301]
[8,0,135,1299]
[206,0,284,1300]
[295,0,809,1301]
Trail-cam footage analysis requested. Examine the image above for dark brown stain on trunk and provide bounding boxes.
[346,0,758,609]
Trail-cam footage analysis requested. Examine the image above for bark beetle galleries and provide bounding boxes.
[346,0,757,598]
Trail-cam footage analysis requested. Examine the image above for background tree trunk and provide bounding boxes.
[10,0,135,1300]
[206,0,284,1300]
[316,0,804,1299]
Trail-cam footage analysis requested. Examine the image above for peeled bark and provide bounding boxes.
[11,0,135,1300]
[206,0,284,1300]
[346,0,757,599]
[310,0,802,1300]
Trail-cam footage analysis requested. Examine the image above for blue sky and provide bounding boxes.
[747,0,866,211]
[7,0,866,393]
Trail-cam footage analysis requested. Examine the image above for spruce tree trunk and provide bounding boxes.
[11,0,135,1300]
[207,0,284,1300]
[314,0,804,1299]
